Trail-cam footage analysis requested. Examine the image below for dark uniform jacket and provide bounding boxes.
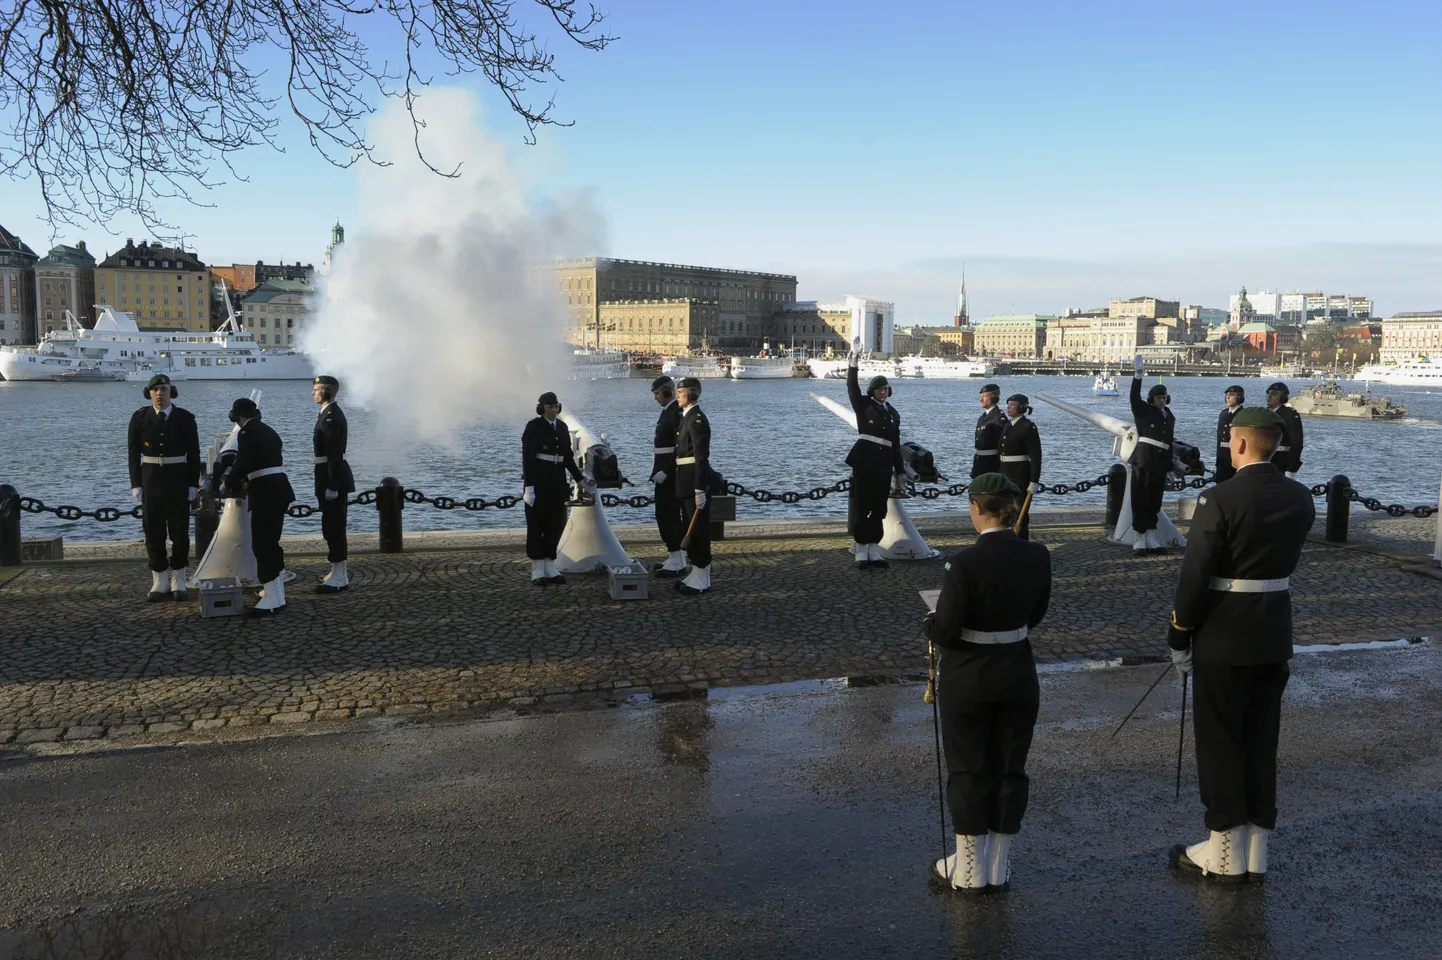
[313,402,357,498]
[1169,462,1315,665]
[522,416,584,493]
[845,364,903,476]
[971,406,1005,478]
[1128,376,1176,470]
[652,400,683,481]
[1215,406,1241,476]
[926,530,1052,701]
[127,404,202,497]
[1269,405,1304,474]
[998,416,1042,487]
[226,418,295,509]
[674,404,713,496]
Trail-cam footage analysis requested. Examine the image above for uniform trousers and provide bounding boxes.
[938,646,1040,836]
[654,482,685,552]
[142,493,191,572]
[680,495,711,568]
[319,496,348,563]
[848,470,891,545]
[248,502,287,585]
[1193,661,1290,832]
[1129,463,1167,533]
[524,489,569,561]
[971,456,1000,480]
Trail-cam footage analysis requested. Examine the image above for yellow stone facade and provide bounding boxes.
[591,299,721,353]
[94,241,209,331]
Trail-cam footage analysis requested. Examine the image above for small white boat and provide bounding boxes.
[729,343,797,379]
[1092,374,1118,396]
[661,355,729,379]
[568,349,630,380]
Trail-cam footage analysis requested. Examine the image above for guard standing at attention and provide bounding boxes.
[223,397,295,615]
[649,376,687,578]
[311,376,356,593]
[522,392,589,586]
[1128,354,1177,555]
[996,394,1043,540]
[127,374,202,602]
[972,383,1005,478]
[1213,385,1246,483]
[1265,382,1305,478]
[673,377,714,595]
[1167,406,1314,883]
[846,338,913,568]
[926,473,1052,895]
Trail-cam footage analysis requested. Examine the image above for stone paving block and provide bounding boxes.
[146,722,188,734]
[106,724,145,737]
[191,718,228,730]
[14,728,61,744]
[62,726,105,741]
[270,712,313,725]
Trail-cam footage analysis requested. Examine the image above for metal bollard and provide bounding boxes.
[0,483,21,566]
[377,477,404,554]
[1325,474,1351,544]
[1104,463,1127,530]
[193,491,219,560]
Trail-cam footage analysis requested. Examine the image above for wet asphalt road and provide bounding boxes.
[2,644,1440,960]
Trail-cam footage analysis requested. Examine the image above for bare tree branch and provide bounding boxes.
[0,0,612,239]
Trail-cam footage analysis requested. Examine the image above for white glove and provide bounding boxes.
[1170,646,1194,680]
[523,486,536,507]
[694,490,707,510]
[584,477,598,492]
[1029,481,1043,494]
[1284,471,1296,479]
[1133,354,1145,376]
[903,464,918,481]
[651,471,667,485]
[187,487,198,503]
[324,489,339,500]
[852,336,863,354]
[131,487,142,502]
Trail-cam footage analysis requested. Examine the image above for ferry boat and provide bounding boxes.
[805,357,898,380]
[895,356,995,379]
[729,343,797,379]
[1355,357,1442,386]
[661,354,729,379]
[0,305,313,381]
[50,363,127,383]
[568,348,630,380]
[1257,362,1304,380]
[1092,374,1118,396]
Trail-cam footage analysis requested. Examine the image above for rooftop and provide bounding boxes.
[241,278,312,303]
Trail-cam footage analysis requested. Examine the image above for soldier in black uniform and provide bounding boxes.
[312,375,356,593]
[127,374,202,602]
[1167,406,1315,883]
[649,376,687,578]
[1213,385,1245,483]
[522,392,589,585]
[222,398,295,615]
[1128,355,1177,554]
[846,341,911,568]
[673,377,714,595]
[972,383,1004,478]
[997,394,1043,540]
[925,473,1052,894]
[1265,382,1304,478]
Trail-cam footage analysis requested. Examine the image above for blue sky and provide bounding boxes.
[2,0,1439,320]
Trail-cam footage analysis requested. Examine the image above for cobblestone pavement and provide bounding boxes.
[3,520,1439,746]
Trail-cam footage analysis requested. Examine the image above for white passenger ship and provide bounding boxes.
[0,305,313,381]
[729,343,798,379]
[1355,357,1442,386]
[568,348,631,380]
[895,356,995,379]
[661,355,729,379]
[805,357,898,381]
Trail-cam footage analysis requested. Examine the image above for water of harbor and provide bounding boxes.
[2,374,1438,541]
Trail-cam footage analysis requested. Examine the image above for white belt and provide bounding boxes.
[312,455,329,464]
[1209,577,1290,593]
[535,453,564,463]
[676,456,697,465]
[857,434,892,447]
[140,455,187,465]
[974,448,998,456]
[1276,446,1291,452]
[1139,436,1171,450]
[653,446,675,454]
[999,454,1030,463]
[960,626,1029,645]
[247,466,286,481]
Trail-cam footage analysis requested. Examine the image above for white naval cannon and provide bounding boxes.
[554,410,636,574]
[812,392,941,560]
[1032,392,1187,551]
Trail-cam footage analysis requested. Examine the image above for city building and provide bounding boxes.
[33,242,97,338]
[1109,296,1179,320]
[954,272,970,327]
[1043,314,1094,360]
[1085,314,1158,363]
[1304,292,1328,321]
[1237,321,1278,355]
[780,301,854,355]
[1380,312,1442,363]
[890,324,973,356]
[0,224,38,345]
[588,298,722,354]
[1280,293,1307,325]
[94,239,209,332]
[212,260,315,296]
[1229,287,1254,328]
[323,221,345,275]
[238,279,315,348]
[1230,288,1279,324]
[552,257,798,351]
[974,314,1052,358]
[1348,296,1372,320]
[1328,294,1350,320]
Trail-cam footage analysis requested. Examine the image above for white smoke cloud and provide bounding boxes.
[302,88,604,447]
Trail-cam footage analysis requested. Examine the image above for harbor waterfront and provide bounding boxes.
[2,374,1439,542]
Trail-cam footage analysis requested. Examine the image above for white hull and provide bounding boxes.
[806,358,897,380]
[896,356,995,379]
[568,350,630,380]
[661,357,728,379]
[1356,360,1442,386]
[729,357,796,379]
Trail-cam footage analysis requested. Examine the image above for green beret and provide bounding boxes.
[313,375,340,388]
[1231,407,1285,430]
[969,472,1021,497]
[868,375,890,392]
[650,375,674,392]
[1225,384,1246,397]
[1267,381,1290,396]
[1148,384,1169,398]
[142,373,177,398]
[980,383,1000,395]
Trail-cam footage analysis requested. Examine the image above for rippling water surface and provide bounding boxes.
[2,374,1438,540]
